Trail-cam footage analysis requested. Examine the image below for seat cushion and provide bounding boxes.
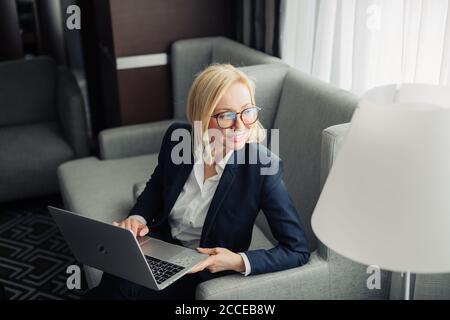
[133,181,147,203]
[0,121,74,202]
[248,224,275,250]
[58,153,159,223]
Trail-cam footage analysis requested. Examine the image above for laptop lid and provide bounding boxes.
[48,206,159,290]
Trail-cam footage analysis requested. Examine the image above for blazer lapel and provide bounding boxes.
[164,160,193,220]
[200,148,244,245]
[163,124,195,219]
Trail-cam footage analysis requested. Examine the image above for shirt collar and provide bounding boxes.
[215,149,234,175]
[193,147,234,186]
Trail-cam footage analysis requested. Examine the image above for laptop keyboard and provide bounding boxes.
[145,256,185,284]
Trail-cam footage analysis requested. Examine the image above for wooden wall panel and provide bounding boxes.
[109,0,235,57]
[83,0,236,129]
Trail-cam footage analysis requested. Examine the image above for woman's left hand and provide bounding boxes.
[189,247,245,274]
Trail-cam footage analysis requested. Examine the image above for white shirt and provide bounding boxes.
[130,148,251,276]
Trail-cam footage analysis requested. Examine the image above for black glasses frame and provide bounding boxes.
[210,106,262,129]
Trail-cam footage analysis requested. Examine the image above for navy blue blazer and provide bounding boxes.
[128,122,310,279]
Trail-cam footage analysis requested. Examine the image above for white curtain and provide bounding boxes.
[280,0,450,95]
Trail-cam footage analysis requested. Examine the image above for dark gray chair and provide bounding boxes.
[0,56,89,203]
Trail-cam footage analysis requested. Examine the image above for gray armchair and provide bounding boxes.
[58,37,391,299]
[0,56,89,203]
[58,37,284,288]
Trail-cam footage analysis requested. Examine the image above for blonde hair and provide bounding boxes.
[186,64,266,157]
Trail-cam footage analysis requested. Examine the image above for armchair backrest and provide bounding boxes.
[0,56,57,127]
[211,37,281,68]
[272,69,358,251]
[171,36,283,120]
[170,37,360,253]
[239,64,288,129]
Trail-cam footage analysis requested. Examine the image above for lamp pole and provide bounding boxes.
[404,271,411,300]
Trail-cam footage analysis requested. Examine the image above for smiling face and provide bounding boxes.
[187,64,265,164]
[208,81,254,152]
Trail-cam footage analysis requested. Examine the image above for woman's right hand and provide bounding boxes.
[112,218,149,237]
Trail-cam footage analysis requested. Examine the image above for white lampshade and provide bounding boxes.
[311,84,450,274]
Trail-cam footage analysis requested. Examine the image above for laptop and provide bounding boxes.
[48,206,207,291]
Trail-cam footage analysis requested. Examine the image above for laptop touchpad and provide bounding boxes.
[140,237,187,260]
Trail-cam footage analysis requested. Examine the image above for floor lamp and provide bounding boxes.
[311,89,450,300]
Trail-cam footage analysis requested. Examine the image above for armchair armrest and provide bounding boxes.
[321,123,351,189]
[57,67,89,157]
[195,251,330,300]
[99,119,174,160]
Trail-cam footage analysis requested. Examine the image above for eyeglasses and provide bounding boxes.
[211,105,262,129]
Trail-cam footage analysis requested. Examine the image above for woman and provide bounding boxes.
[86,64,310,300]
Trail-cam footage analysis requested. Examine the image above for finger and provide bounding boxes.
[190,262,208,274]
[112,221,119,226]
[139,225,149,236]
[116,221,126,228]
[190,257,213,273]
[125,219,133,235]
[129,220,137,237]
[130,220,139,237]
[197,247,218,255]
[196,247,211,254]
[209,266,221,274]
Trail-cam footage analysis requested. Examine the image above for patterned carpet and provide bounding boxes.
[0,195,87,300]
